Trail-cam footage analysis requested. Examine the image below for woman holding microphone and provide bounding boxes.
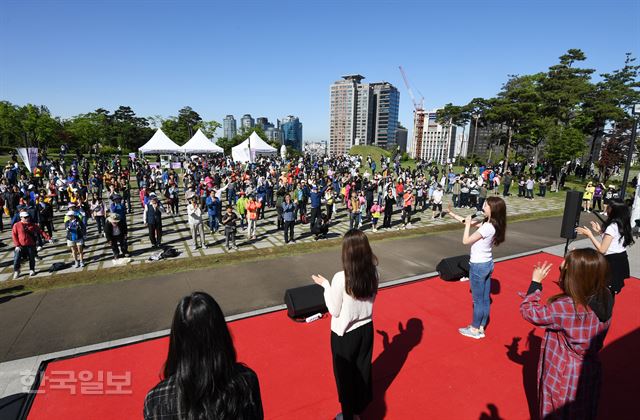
[312,229,378,420]
[446,196,507,339]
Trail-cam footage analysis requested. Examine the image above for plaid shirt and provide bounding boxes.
[144,364,263,420]
[520,288,611,419]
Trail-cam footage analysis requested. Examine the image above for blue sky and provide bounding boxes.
[1,0,638,142]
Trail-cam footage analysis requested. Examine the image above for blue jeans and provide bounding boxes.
[470,260,494,329]
[14,246,36,272]
[208,214,219,232]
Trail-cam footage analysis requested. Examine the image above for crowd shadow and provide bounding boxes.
[363,318,424,420]
[505,328,542,420]
[478,403,504,420]
[0,285,32,304]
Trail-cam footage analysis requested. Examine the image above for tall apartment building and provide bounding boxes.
[240,114,255,131]
[223,115,236,139]
[370,82,400,149]
[265,126,283,143]
[329,75,399,155]
[281,115,303,151]
[256,117,269,130]
[396,125,408,153]
[413,109,457,164]
[467,122,507,160]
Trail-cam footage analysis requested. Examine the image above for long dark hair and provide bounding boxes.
[163,292,254,419]
[603,199,634,248]
[549,248,610,311]
[342,229,378,299]
[485,196,506,246]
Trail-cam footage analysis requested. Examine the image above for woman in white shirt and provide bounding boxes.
[312,229,378,420]
[576,199,634,295]
[447,196,507,339]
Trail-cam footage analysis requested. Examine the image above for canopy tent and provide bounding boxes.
[231,131,277,163]
[180,129,224,154]
[139,129,181,154]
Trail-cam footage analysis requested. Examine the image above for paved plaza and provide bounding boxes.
[0,190,566,281]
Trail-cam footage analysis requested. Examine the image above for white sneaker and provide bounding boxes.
[459,276,470,282]
[75,261,80,268]
[29,270,36,276]
[13,271,20,280]
[37,246,43,252]
[79,261,85,268]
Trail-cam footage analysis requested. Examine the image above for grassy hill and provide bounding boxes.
[349,145,392,164]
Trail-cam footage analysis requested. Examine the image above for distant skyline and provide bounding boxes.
[1,0,638,143]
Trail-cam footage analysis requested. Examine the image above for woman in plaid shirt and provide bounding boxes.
[520,249,613,420]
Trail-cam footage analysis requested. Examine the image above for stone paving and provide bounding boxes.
[0,190,566,281]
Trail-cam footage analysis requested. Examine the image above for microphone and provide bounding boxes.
[460,213,480,223]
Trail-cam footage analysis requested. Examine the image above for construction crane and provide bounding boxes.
[398,66,426,160]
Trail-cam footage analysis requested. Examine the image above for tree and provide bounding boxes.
[540,49,595,126]
[544,125,587,168]
[194,120,221,139]
[485,73,544,171]
[579,53,640,175]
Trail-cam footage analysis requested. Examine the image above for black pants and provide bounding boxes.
[110,236,128,257]
[503,183,511,196]
[310,207,320,227]
[148,223,162,246]
[326,204,333,220]
[284,221,295,243]
[331,322,373,419]
[383,211,392,228]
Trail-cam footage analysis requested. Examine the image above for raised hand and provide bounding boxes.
[532,261,553,283]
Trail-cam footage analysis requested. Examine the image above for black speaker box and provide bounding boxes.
[284,284,328,319]
[560,190,583,239]
[436,255,470,281]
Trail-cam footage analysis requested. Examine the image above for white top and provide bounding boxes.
[321,271,375,336]
[470,222,496,263]
[603,223,626,255]
[432,189,443,204]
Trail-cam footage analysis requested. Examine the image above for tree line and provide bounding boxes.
[0,103,222,153]
[435,49,640,176]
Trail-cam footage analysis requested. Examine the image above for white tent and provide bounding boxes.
[231,131,277,162]
[180,129,224,154]
[139,129,181,154]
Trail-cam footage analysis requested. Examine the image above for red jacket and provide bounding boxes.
[12,221,49,247]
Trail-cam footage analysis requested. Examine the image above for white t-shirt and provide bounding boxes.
[432,189,443,204]
[470,222,496,263]
[604,223,626,255]
[321,271,375,336]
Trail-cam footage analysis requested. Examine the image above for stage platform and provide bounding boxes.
[19,252,639,419]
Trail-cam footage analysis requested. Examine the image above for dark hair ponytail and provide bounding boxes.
[604,200,634,248]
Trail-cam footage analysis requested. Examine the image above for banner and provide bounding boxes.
[16,147,38,173]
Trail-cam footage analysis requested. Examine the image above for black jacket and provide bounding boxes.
[104,219,128,241]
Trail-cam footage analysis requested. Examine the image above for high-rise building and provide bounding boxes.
[240,114,255,131]
[416,109,457,164]
[329,75,399,155]
[370,82,400,149]
[467,122,506,160]
[396,125,408,153]
[281,115,303,151]
[265,126,283,143]
[223,115,236,139]
[330,75,364,155]
[256,117,269,130]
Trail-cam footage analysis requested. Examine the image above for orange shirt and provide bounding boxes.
[246,201,262,220]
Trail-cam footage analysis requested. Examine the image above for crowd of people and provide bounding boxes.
[3,149,579,280]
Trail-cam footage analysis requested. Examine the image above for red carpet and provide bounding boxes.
[26,253,639,419]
